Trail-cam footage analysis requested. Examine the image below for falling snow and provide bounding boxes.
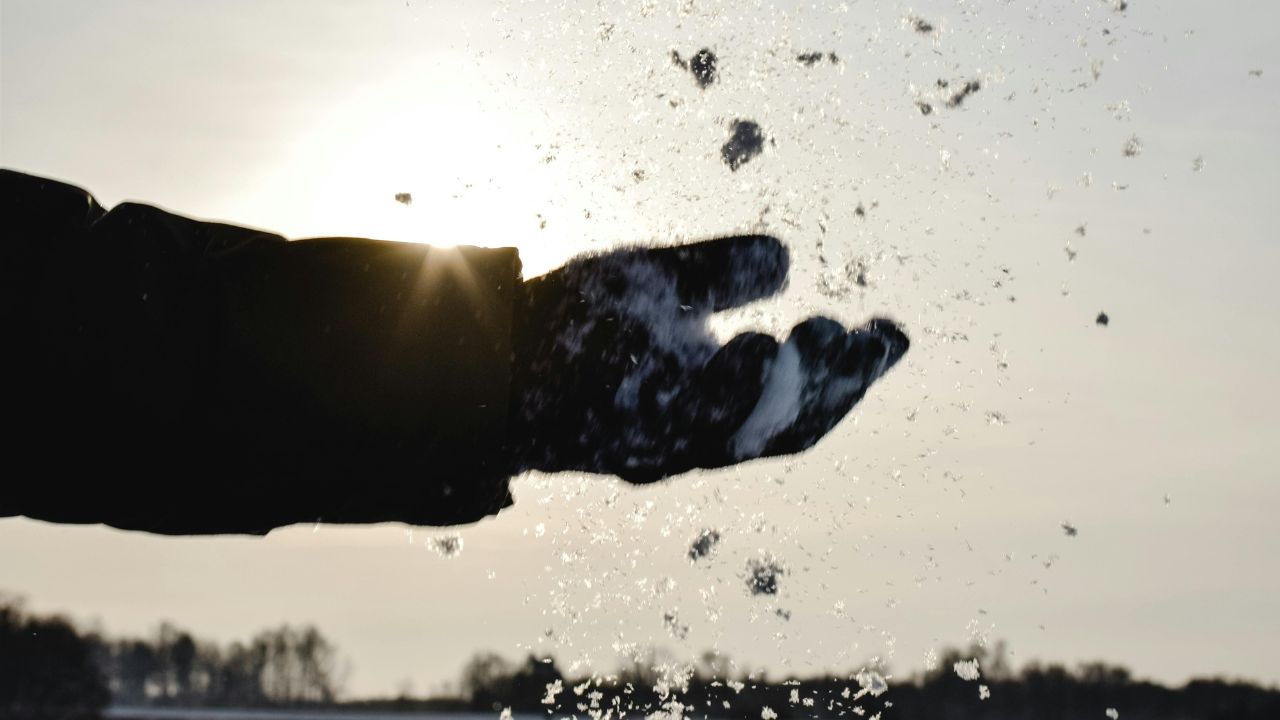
[954,659,981,681]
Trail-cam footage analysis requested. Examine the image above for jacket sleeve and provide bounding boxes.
[0,169,524,535]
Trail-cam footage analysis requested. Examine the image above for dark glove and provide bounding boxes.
[507,235,909,483]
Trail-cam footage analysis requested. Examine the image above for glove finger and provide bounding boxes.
[615,332,778,484]
[680,332,779,468]
[732,317,908,460]
[642,235,789,311]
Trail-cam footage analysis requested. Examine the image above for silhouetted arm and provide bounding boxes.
[1,169,909,537]
[1,169,521,534]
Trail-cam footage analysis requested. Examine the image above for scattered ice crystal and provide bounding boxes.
[979,685,991,700]
[499,709,512,720]
[761,707,777,720]
[1106,709,1119,719]
[953,659,981,681]
[393,192,412,205]
[1062,522,1079,537]
[1122,135,1142,157]
[1192,155,1205,172]
[1096,312,1110,327]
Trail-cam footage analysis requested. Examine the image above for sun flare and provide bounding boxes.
[247,62,603,278]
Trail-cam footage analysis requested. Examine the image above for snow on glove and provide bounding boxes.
[507,235,909,483]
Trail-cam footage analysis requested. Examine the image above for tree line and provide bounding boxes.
[1,595,340,719]
[443,644,1280,720]
[4,593,1279,719]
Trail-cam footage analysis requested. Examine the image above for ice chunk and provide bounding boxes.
[721,120,766,171]
[688,529,722,561]
[745,555,786,596]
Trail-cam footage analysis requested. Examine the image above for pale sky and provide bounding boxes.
[2,0,1279,699]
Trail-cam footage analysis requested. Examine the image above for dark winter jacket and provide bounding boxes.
[0,169,521,535]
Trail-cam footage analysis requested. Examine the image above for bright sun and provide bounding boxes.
[246,60,599,278]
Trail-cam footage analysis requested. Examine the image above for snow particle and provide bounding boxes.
[1122,135,1142,157]
[394,192,412,205]
[979,685,991,700]
[1096,312,1110,327]
[1062,521,1079,537]
[1106,709,1120,719]
[542,679,563,705]
[953,658,981,681]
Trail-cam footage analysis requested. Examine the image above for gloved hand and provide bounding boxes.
[507,235,909,483]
